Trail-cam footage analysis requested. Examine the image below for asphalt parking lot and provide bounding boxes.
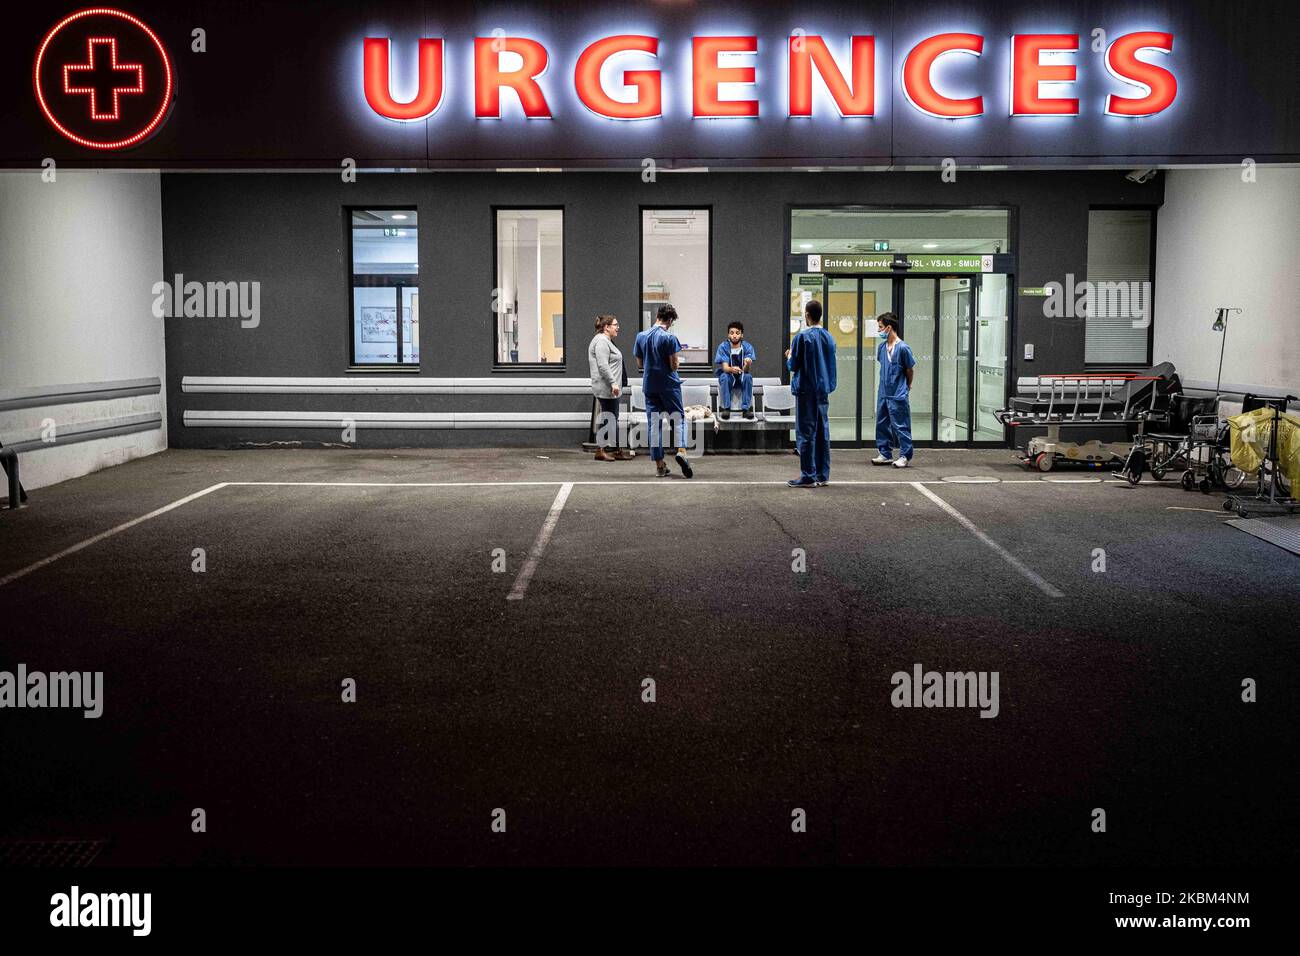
[0,447,1293,866]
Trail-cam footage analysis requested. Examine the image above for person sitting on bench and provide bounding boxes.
[714,321,756,420]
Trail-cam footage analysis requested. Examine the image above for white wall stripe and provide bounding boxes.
[182,410,591,429]
[182,376,783,395]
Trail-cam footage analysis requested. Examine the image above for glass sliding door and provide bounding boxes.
[975,274,1009,441]
[859,277,892,442]
[785,270,1009,446]
[788,203,1013,444]
[902,278,936,442]
[825,277,860,440]
[937,277,973,442]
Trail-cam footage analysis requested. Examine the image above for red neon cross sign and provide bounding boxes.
[34,7,174,150]
[63,36,143,121]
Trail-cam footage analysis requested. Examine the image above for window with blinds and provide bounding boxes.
[1085,209,1153,365]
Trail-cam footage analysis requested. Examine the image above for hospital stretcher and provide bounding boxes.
[994,363,1180,472]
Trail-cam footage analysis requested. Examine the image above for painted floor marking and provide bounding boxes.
[1,476,1109,589]
[507,482,574,601]
[223,479,1112,488]
[0,483,229,589]
[910,481,1065,599]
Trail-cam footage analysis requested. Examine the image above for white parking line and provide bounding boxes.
[910,481,1065,599]
[1,475,1106,590]
[0,483,229,589]
[507,482,574,601]
[225,479,938,487]
[223,478,1109,487]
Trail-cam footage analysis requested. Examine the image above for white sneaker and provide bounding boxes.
[893,457,910,468]
[870,455,892,465]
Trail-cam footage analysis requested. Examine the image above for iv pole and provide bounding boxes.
[1211,307,1241,401]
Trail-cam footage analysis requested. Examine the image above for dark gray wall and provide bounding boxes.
[162,169,1163,447]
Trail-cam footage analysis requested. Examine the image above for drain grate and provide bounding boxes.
[1226,516,1300,556]
[0,839,106,867]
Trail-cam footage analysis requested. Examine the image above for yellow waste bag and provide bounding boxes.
[1228,406,1300,488]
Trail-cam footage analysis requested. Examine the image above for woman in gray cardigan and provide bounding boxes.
[588,314,634,461]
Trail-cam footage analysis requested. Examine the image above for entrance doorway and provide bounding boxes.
[787,272,1011,446]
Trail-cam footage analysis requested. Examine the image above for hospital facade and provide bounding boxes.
[3,0,1298,485]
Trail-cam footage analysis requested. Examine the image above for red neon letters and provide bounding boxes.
[363,38,443,120]
[789,35,875,116]
[1105,31,1176,116]
[360,31,1178,121]
[1011,34,1079,115]
[575,35,661,119]
[475,37,552,118]
[692,36,759,118]
[902,33,984,117]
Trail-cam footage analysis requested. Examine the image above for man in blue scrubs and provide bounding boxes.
[871,311,916,468]
[713,321,756,420]
[785,299,837,487]
[638,305,694,478]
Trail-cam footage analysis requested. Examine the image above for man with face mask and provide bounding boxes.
[871,311,916,468]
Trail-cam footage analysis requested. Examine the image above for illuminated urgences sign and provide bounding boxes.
[362,30,1177,121]
[22,10,1188,159]
[33,7,175,150]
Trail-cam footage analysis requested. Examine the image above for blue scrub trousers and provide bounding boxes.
[645,388,686,461]
[795,392,831,482]
[876,396,913,460]
[718,372,753,410]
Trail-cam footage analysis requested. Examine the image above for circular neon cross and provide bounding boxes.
[34,7,175,150]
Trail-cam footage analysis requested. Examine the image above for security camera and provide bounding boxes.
[1125,168,1159,184]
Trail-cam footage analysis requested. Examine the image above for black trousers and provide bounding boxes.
[0,443,27,505]
[588,396,624,449]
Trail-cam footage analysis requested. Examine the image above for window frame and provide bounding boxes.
[491,205,567,373]
[345,205,421,373]
[639,205,714,371]
[1084,204,1159,369]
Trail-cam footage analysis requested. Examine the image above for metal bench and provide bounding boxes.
[759,384,796,426]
